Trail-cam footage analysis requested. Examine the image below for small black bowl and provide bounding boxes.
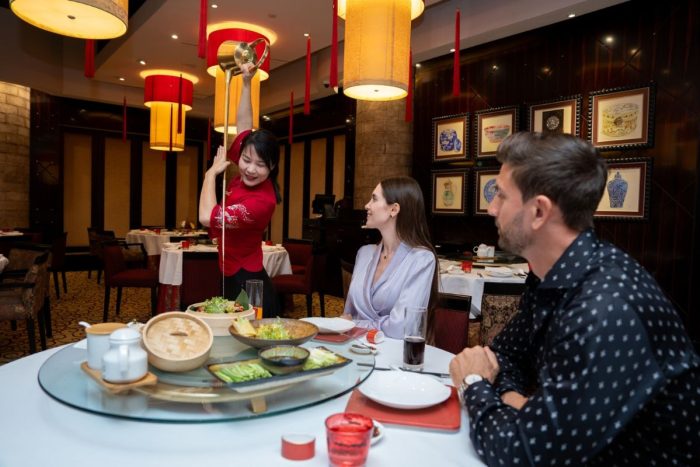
[258,345,310,375]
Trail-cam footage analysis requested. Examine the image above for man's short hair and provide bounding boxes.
[496,132,607,231]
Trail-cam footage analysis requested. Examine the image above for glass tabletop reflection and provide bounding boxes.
[38,336,375,423]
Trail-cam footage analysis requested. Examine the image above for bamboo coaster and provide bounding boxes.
[80,361,158,395]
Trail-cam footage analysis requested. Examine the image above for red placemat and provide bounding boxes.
[313,326,369,343]
[344,387,461,431]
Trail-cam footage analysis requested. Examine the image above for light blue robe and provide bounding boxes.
[344,242,436,339]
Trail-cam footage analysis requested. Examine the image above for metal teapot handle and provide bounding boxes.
[246,38,270,73]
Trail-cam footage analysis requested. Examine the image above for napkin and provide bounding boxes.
[484,266,513,277]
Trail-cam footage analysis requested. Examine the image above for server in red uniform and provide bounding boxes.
[199,62,281,317]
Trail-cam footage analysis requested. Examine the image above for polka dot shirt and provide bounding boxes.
[464,229,700,466]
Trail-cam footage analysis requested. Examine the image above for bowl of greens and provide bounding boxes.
[186,295,255,336]
[228,317,319,349]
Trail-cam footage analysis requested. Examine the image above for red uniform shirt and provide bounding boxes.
[209,130,276,275]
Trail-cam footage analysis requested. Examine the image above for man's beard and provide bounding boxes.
[496,211,529,255]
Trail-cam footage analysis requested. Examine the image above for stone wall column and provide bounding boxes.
[353,99,413,209]
[0,82,30,228]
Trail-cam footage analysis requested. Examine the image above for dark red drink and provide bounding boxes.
[403,336,426,369]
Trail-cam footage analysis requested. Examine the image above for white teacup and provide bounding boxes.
[85,322,127,370]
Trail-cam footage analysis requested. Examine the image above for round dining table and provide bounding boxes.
[0,337,484,466]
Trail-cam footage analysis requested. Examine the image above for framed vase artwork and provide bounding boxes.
[595,157,652,220]
[527,95,581,136]
[433,113,469,162]
[473,167,501,216]
[431,169,468,215]
[588,83,656,150]
[474,106,519,158]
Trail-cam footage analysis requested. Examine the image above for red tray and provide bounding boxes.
[344,386,461,431]
[313,326,368,344]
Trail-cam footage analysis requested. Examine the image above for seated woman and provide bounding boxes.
[343,176,438,339]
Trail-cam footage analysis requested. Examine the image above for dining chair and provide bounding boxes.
[49,232,68,298]
[480,282,527,346]
[0,251,50,353]
[181,251,221,309]
[2,243,53,337]
[340,259,354,299]
[433,293,471,354]
[272,253,324,317]
[283,241,313,276]
[101,240,158,322]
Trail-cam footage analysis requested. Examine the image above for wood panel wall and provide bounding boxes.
[412,0,699,343]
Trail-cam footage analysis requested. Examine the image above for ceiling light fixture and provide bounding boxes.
[171,34,179,40]
[9,0,128,39]
[340,0,424,101]
[141,70,198,152]
[568,13,576,18]
[139,60,146,66]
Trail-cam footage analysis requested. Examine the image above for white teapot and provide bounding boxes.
[473,243,495,258]
[102,327,148,383]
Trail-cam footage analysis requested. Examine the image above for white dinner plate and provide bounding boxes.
[300,317,355,334]
[359,370,451,410]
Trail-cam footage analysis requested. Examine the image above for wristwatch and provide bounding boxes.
[458,374,483,405]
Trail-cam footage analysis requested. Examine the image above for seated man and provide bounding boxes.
[450,132,699,465]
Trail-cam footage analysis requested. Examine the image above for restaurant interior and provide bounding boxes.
[0,0,698,464]
[0,0,700,354]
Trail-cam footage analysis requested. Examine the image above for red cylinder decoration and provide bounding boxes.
[453,9,460,97]
[207,117,212,160]
[289,91,294,145]
[330,0,338,88]
[122,97,127,141]
[84,40,95,78]
[405,49,413,122]
[304,36,311,115]
[198,0,208,59]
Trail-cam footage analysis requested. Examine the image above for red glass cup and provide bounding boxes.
[325,413,373,467]
[461,260,472,273]
[181,240,190,250]
[265,240,273,246]
[153,228,161,234]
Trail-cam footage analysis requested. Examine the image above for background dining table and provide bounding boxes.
[157,243,293,312]
[0,336,484,466]
[125,229,209,256]
[439,259,527,317]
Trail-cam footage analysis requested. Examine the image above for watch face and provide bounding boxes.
[465,374,483,385]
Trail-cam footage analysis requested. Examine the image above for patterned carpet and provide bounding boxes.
[0,271,345,365]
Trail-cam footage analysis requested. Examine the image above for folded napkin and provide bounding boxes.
[484,266,513,277]
[162,242,181,249]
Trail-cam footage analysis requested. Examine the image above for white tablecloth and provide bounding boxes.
[439,260,527,316]
[125,230,208,256]
[159,244,292,285]
[0,339,484,467]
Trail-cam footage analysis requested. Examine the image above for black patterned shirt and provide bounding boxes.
[464,229,700,466]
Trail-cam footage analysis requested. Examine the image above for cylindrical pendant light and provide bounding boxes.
[141,71,197,152]
[10,0,128,39]
[206,23,276,135]
[341,0,424,101]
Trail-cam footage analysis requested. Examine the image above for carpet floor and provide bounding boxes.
[0,271,345,365]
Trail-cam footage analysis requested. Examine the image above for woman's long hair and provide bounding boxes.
[242,129,282,204]
[380,176,439,342]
